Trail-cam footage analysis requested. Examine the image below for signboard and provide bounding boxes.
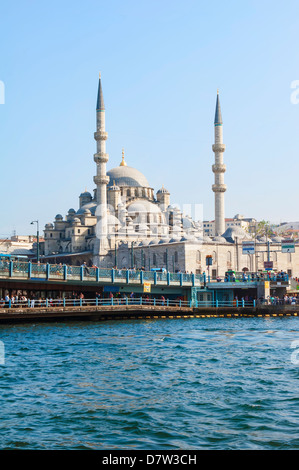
[242,241,255,255]
[143,282,151,293]
[264,261,273,270]
[281,239,295,253]
[103,285,120,293]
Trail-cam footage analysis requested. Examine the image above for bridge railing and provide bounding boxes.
[0,260,205,286]
[0,296,192,309]
[0,296,275,310]
[207,272,289,283]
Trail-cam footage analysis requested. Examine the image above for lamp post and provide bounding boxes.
[31,220,39,263]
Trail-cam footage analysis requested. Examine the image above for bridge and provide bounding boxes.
[0,260,204,288]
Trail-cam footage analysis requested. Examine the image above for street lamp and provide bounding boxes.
[31,220,39,263]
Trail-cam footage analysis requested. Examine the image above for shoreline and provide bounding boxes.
[0,304,298,324]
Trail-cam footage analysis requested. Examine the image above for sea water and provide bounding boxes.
[0,317,299,450]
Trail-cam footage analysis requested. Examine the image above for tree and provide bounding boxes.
[253,220,275,238]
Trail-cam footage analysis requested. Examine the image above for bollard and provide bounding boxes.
[46,263,50,280]
[9,261,13,277]
[28,262,32,279]
[63,265,67,281]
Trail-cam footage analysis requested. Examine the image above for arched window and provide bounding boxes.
[153,253,157,266]
[196,251,201,263]
[175,251,178,263]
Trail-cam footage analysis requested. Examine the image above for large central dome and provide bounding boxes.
[107,165,151,188]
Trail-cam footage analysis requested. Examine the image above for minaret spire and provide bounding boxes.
[212,90,226,236]
[93,73,110,265]
[96,72,105,111]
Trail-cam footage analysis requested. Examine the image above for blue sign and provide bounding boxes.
[103,285,120,293]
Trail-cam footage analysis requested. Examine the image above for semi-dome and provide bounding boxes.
[213,236,227,243]
[107,165,151,188]
[127,199,162,214]
[77,202,97,216]
[272,236,283,243]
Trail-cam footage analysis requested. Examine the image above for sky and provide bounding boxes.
[0,0,299,237]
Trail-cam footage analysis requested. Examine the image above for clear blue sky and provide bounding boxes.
[0,0,299,237]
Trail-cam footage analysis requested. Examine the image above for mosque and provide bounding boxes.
[42,75,298,279]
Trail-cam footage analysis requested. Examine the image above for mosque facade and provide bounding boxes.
[42,75,299,278]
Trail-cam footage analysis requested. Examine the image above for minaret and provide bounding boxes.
[212,90,227,236]
[93,73,110,265]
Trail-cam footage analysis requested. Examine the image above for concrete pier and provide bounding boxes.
[0,304,297,324]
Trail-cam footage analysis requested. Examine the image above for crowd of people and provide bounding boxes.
[0,291,185,308]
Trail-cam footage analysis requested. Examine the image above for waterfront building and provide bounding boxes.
[42,75,299,278]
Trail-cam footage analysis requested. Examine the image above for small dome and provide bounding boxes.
[139,239,151,246]
[222,226,251,243]
[169,237,180,243]
[157,185,169,194]
[272,236,283,243]
[80,191,92,198]
[82,208,91,215]
[158,238,170,244]
[149,238,160,245]
[107,214,121,225]
[109,179,120,191]
[72,217,81,225]
[45,223,54,229]
[68,208,76,214]
[55,214,63,220]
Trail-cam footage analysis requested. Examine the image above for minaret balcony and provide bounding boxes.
[212,183,227,193]
[94,152,109,164]
[212,143,226,153]
[94,175,110,185]
[94,131,108,141]
[212,163,226,173]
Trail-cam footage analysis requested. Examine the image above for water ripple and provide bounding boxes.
[0,317,299,449]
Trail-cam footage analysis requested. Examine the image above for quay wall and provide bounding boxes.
[0,304,298,324]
